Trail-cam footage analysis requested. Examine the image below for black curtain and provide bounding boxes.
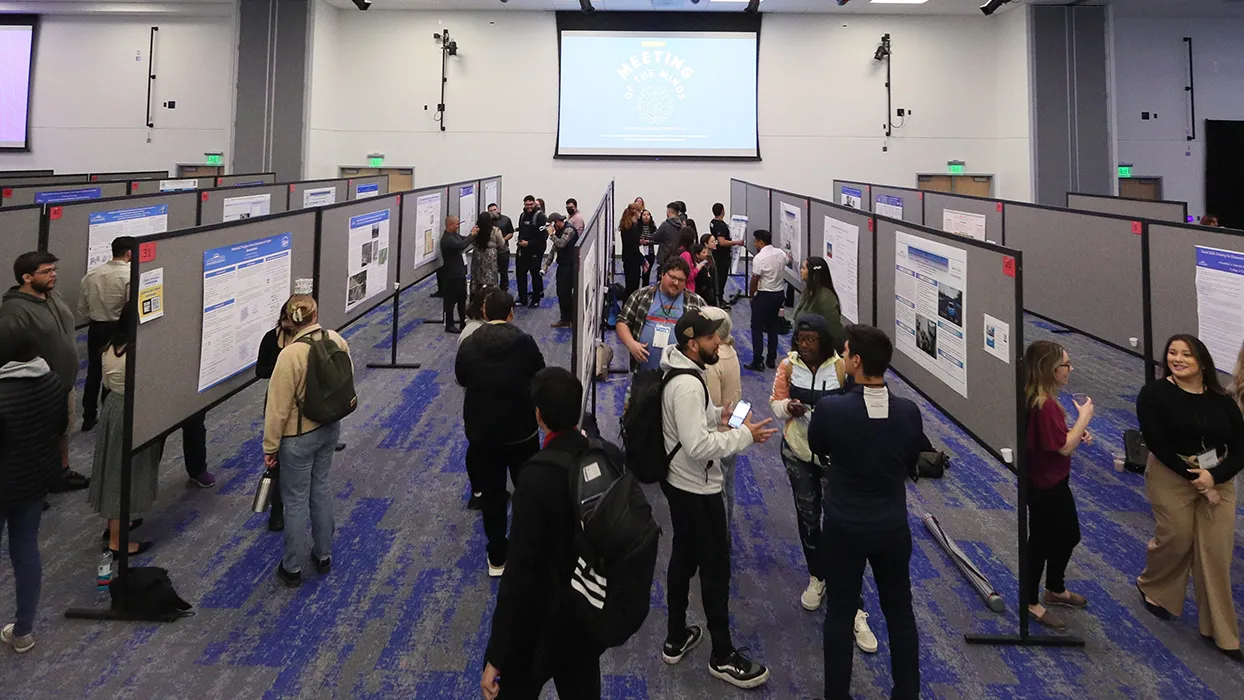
[1205,120,1244,229]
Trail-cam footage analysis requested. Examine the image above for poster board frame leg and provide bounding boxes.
[368,283,423,370]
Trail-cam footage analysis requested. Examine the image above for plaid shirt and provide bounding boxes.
[618,284,706,340]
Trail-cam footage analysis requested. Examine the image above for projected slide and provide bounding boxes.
[0,22,35,150]
[558,31,758,158]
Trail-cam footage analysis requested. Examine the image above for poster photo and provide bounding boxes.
[780,202,801,268]
[345,209,391,313]
[894,231,968,398]
[841,186,863,210]
[415,192,442,265]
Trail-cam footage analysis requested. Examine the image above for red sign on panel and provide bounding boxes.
[139,242,157,263]
[131,182,139,192]
[996,202,1004,213]
[2,188,11,198]
[1131,221,1142,234]
[202,192,210,201]
[867,219,874,231]
[49,206,63,220]
[1003,256,1016,278]
[290,184,296,192]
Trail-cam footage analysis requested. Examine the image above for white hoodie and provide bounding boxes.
[660,344,754,495]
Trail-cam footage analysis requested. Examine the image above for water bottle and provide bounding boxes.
[96,551,113,602]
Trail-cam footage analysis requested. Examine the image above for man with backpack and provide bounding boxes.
[263,294,356,588]
[615,258,705,373]
[656,310,778,689]
[481,367,656,699]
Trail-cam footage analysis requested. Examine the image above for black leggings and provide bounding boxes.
[1025,478,1081,605]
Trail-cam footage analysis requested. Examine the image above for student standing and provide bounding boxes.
[78,236,134,431]
[438,216,471,333]
[619,203,646,297]
[792,257,846,353]
[1135,334,1243,659]
[470,212,506,294]
[700,306,741,525]
[653,202,686,268]
[746,231,787,372]
[710,203,741,305]
[542,213,579,329]
[566,198,586,236]
[615,258,706,373]
[255,302,300,532]
[639,209,658,287]
[515,196,548,308]
[659,310,777,689]
[808,325,922,700]
[488,204,514,293]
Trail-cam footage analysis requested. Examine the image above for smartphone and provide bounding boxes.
[728,401,753,429]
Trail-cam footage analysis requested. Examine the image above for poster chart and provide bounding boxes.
[414,192,443,266]
[894,231,968,398]
[36,187,101,204]
[484,181,499,209]
[345,209,392,313]
[875,195,904,219]
[577,235,600,412]
[822,215,860,324]
[983,313,1010,364]
[356,182,380,199]
[87,204,169,271]
[159,179,197,192]
[302,187,336,208]
[840,186,863,210]
[197,234,292,392]
[1194,246,1244,368]
[780,203,802,268]
[138,267,164,324]
[729,214,748,275]
[942,209,987,241]
[222,193,271,222]
[458,184,477,223]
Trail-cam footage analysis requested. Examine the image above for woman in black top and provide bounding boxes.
[254,302,297,532]
[639,209,657,287]
[1135,334,1243,659]
[619,203,645,297]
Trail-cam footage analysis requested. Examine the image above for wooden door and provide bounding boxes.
[918,175,953,193]
[338,167,380,178]
[177,164,224,178]
[955,176,994,197]
[1119,177,1161,200]
[382,168,414,191]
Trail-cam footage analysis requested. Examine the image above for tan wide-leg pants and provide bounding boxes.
[1137,455,1240,650]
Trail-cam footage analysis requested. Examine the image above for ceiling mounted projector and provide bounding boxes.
[352,0,371,10]
[980,0,1013,16]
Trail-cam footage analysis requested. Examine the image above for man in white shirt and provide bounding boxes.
[746,230,788,372]
[78,236,134,430]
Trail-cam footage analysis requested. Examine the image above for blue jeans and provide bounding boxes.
[278,423,341,573]
[1,497,43,636]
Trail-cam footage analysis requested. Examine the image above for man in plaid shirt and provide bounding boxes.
[615,257,707,372]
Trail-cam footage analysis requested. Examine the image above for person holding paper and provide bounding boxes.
[541,213,579,329]
[78,236,134,432]
[1135,334,1243,660]
[710,203,741,306]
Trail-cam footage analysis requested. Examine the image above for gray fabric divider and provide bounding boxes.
[875,217,1023,460]
[47,192,200,326]
[316,194,401,332]
[288,179,349,210]
[198,184,291,226]
[215,173,276,188]
[831,180,871,211]
[730,179,747,219]
[131,211,318,449]
[809,200,875,326]
[744,183,771,254]
[130,177,216,195]
[89,171,169,183]
[871,185,924,226]
[770,190,809,290]
[399,187,450,289]
[922,192,1004,244]
[0,206,41,278]
[0,169,53,176]
[1067,192,1187,224]
[0,173,89,188]
[1147,223,1244,367]
[1005,203,1144,353]
[1,181,128,209]
[347,175,390,201]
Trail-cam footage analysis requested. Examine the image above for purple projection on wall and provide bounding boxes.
[0,24,35,150]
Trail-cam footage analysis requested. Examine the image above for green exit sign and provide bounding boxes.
[1118,165,1133,178]
[205,154,222,166]
[368,156,384,168]
[948,163,964,174]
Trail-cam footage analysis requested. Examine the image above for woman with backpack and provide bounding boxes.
[263,295,354,588]
[254,299,300,533]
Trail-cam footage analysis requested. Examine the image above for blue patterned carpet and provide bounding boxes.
[1,269,1243,699]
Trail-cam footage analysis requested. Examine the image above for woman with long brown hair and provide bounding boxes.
[1022,340,1093,629]
[619,202,645,296]
[1136,334,1244,660]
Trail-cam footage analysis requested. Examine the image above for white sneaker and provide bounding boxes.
[800,576,826,611]
[854,610,878,653]
[1,623,35,653]
[487,557,505,578]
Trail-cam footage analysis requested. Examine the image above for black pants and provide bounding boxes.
[751,290,784,366]
[516,253,543,303]
[823,519,919,700]
[556,262,575,324]
[497,631,602,700]
[83,320,118,423]
[498,250,511,292]
[1025,478,1081,605]
[642,251,655,287]
[467,436,539,565]
[180,411,208,478]
[714,253,731,301]
[442,278,467,329]
[662,481,734,658]
[623,253,643,297]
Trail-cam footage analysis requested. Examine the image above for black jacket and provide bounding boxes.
[438,229,472,282]
[0,363,68,506]
[517,209,548,257]
[454,322,546,444]
[620,222,644,265]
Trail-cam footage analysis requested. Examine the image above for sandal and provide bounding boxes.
[1137,582,1173,620]
[1044,590,1088,608]
[1030,607,1067,630]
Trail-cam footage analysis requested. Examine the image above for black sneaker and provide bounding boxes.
[314,556,332,575]
[743,362,766,372]
[277,563,301,588]
[765,359,777,370]
[709,648,770,689]
[49,469,90,493]
[661,625,703,665]
[82,417,97,432]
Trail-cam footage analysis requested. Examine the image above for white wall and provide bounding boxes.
[0,13,235,174]
[993,5,1033,202]
[1113,17,1244,217]
[306,9,1032,223]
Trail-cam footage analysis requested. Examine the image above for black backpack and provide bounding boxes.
[621,368,706,484]
[111,567,193,620]
[541,439,660,650]
[297,330,357,426]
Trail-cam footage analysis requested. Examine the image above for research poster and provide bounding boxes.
[823,215,860,324]
[356,182,380,199]
[302,187,336,208]
[983,313,1010,364]
[36,187,101,204]
[578,236,599,415]
[484,181,499,209]
[730,214,748,276]
[1195,246,1244,368]
[197,234,293,392]
[138,267,164,324]
[841,187,863,210]
[780,202,802,269]
[458,184,477,223]
[894,231,968,398]
[159,179,197,192]
[414,192,442,266]
[875,195,904,219]
[87,204,169,271]
[345,209,391,313]
[222,193,271,222]
[942,209,987,241]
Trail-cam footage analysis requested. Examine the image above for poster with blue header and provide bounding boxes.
[1195,246,1244,369]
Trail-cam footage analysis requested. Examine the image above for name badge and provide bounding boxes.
[653,324,673,348]
[1198,448,1220,469]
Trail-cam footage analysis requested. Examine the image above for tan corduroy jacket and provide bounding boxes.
[263,324,352,455]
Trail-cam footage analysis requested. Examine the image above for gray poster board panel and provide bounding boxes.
[730,179,747,220]
[832,180,872,212]
[743,183,771,254]
[922,192,1004,244]
[198,184,291,226]
[770,190,809,289]
[2,181,129,208]
[1005,203,1145,354]
[216,173,276,187]
[0,207,42,279]
[48,192,200,327]
[347,175,390,201]
[0,169,53,176]
[1067,192,1187,224]
[399,187,450,290]
[1147,223,1244,367]
[871,185,924,226]
[809,200,875,326]
[316,194,401,332]
[130,177,216,195]
[288,180,349,211]
[874,217,1023,460]
[0,173,90,188]
[131,212,318,449]
[89,170,169,183]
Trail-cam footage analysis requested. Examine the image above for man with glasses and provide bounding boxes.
[615,257,706,372]
[1,251,89,492]
[515,195,547,309]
